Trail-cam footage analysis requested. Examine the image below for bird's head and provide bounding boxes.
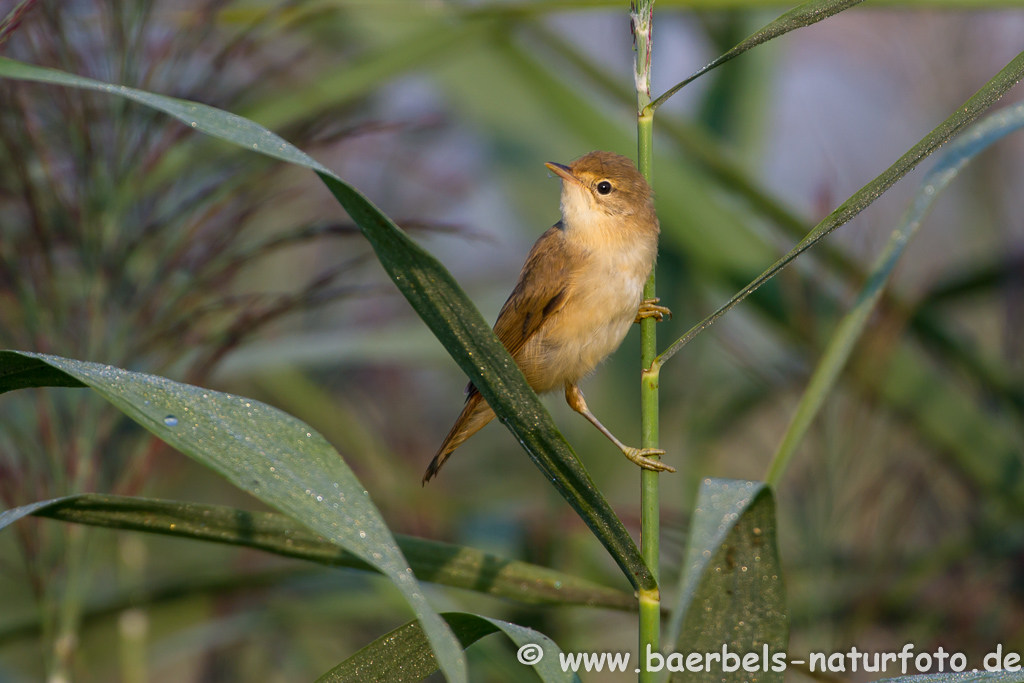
[545,151,656,234]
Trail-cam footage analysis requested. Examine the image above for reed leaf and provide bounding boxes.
[665,479,787,683]
[765,102,1024,486]
[316,612,580,683]
[654,49,1024,369]
[649,0,864,113]
[0,350,467,683]
[4,493,636,611]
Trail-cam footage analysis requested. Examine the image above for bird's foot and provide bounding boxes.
[635,297,672,323]
[621,447,675,473]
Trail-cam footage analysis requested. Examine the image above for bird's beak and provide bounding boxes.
[545,162,582,186]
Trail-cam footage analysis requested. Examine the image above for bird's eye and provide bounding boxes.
[596,181,613,195]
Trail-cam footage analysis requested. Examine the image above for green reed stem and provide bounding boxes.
[634,1,661,680]
[639,110,661,682]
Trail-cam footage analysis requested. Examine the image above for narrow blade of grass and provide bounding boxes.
[654,49,1024,370]
[765,101,1024,486]
[650,0,864,112]
[0,58,654,591]
[316,612,580,683]
[0,350,466,683]
[665,479,787,683]
[5,493,636,611]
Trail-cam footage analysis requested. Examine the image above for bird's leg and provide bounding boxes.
[635,297,672,323]
[564,383,675,473]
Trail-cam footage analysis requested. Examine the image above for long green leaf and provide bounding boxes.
[664,479,787,683]
[5,493,635,611]
[317,612,580,683]
[0,353,88,392]
[765,101,1024,486]
[0,58,653,588]
[654,49,1024,370]
[649,0,864,112]
[0,350,466,683]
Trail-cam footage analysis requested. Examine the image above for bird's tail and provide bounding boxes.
[422,391,495,484]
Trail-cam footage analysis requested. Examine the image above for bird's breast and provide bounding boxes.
[525,234,656,391]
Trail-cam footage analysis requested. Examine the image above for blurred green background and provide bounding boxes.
[1,1,1023,681]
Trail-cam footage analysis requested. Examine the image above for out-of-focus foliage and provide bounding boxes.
[1,0,1023,681]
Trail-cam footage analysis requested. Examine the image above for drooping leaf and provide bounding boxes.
[666,479,787,683]
[0,350,466,683]
[0,56,655,594]
[765,101,1024,486]
[654,49,1024,369]
[4,493,635,611]
[317,612,580,683]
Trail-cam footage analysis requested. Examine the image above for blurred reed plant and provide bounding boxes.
[1,1,1023,682]
[0,1,466,678]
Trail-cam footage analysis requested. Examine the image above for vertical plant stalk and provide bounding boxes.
[51,524,87,683]
[633,2,661,681]
[118,535,149,683]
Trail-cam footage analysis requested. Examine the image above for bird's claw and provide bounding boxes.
[635,297,672,323]
[622,447,675,473]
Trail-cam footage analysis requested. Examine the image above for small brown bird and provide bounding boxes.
[423,150,675,483]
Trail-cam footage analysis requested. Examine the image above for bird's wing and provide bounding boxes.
[492,223,574,359]
[461,224,574,401]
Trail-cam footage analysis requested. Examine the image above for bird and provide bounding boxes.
[423,150,674,483]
